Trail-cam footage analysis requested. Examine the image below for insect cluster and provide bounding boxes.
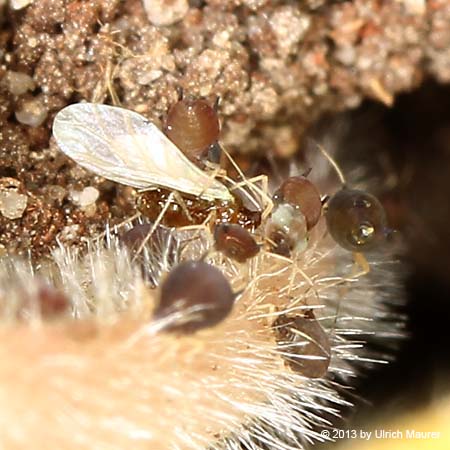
[44,99,401,450]
[52,98,391,335]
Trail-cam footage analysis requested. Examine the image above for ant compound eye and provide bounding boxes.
[155,261,235,333]
[325,189,387,252]
[273,176,322,230]
[266,203,308,257]
[272,310,331,379]
[214,223,260,263]
[164,98,220,160]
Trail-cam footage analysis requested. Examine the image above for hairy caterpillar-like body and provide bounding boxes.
[0,212,403,449]
[0,103,405,449]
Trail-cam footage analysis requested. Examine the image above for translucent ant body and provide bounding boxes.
[326,188,387,252]
[53,102,263,233]
[137,187,261,230]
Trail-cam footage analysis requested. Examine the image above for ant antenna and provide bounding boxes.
[314,142,347,188]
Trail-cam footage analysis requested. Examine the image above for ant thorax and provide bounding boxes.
[137,187,262,229]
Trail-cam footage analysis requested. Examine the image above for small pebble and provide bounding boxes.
[45,185,66,205]
[10,0,33,10]
[3,71,35,96]
[71,186,99,207]
[269,6,310,56]
[0,191,27,220]
[15,97,48,127]
[143,0,189,27]
[57,225,81,244]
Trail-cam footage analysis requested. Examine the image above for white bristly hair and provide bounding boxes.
[0,209,404,449]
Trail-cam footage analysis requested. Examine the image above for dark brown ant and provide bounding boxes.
[154,260,235,333]
[316,143,389,252]
[136,90,262,231]
[267,170,322,257]
[213,223,260,263]
[272,171,323,230]
[272,309,331,379]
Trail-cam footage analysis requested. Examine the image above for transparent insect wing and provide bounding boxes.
[52,103,232,201]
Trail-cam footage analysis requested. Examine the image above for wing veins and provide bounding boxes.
[52,103,233,201]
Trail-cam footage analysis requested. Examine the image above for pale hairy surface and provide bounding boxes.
[0,217,404,449]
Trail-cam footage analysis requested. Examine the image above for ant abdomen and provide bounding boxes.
[164,98,220,161]
[325,188,387,252]
[155,260,235,333]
